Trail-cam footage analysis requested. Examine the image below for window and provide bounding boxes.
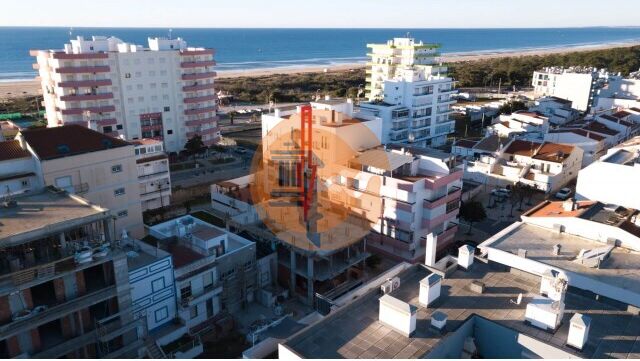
[21,179,29,187]
[167,129,173,135]
[151,277,165,292]
[190,306,198,319]
[116,124,123,130]
[114,187,126,196]
[154,307,169,323]
[203,272,213,288]
[135,71,142,77]
[54,176,73,193]
[111,164,122,173]
[163,106,170,112]
[124,73,131,79]
[117,210,128,217]
[181,285,192,299]
[137,84,143,90]
[446,200,459,213]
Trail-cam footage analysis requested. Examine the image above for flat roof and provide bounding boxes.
[488,222,640,296]
[352,149,413,171]
[283,262,640,358]
[0,187,109,244]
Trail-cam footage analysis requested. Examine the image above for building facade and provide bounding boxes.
[132,139,171,211]
[0,188,145,358]
[31,36,220,152]
[361,37,456,147]
[16,125,144,238]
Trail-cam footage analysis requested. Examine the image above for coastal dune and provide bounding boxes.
[2,41,639,101]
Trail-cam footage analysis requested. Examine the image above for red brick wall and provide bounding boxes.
[75,271,87,296]
[22,288,34,309]
[6,336,20,357]
[30,328,42,352]
[0,296,11,324]
[61,315,74,338]
[80,309,91,333]
[53,278,66,302]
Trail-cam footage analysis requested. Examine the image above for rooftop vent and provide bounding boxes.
[56,144,70,154]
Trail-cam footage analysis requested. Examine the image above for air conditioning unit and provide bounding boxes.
[380,282,393,294]
[390,277,401,292]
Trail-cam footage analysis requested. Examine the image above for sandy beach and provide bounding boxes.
[2,41,639,101]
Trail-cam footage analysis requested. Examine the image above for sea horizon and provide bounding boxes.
[2,26,640,81]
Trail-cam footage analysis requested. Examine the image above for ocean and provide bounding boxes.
[2,27,640,81]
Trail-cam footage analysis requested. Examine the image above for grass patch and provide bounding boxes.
[170,161,197,172]
[191,211,226,227]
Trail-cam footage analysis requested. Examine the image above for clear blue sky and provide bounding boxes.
[2,0,639,28]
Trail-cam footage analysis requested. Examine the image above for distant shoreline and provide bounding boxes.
[2,41,639,100]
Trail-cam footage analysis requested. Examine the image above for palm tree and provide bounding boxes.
[459,201,487,235]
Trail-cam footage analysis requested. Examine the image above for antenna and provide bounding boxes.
[168,29,173,40]
[406,31,410,38]
[69,27,73,40]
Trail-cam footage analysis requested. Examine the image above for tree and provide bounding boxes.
[184,135,205,156]
[459,201,487,235]
[228,111,238,125]
[498,100,527,115]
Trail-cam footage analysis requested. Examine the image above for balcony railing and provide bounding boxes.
[58,79,112,88]
[182,83,216,92]
[60,93,114,102]
[181,72,217,81]
[56,65,110,74]
[183,94,217,104]
[180,60,216,68]
[59,105,115,115]
[184,106,217,116]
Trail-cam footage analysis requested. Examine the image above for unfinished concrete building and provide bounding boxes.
[0,186,145,358]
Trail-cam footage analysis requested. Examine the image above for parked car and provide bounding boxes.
[235,148,247,154]
[491,188,511,198]
[555,187,573,200]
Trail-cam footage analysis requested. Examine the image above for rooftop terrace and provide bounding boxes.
[0,187,109,245]
[282,262,640,358]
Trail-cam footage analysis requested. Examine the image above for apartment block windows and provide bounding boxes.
[181,285,192,299]
[446,200,460,213]
[164,106,170,112]
[190,306,198,319]
[117,210,128,218]
[111,164,122,173]
[154,307,169,323]
[114,187,126,196]
[151,277,165,292]
[124,73,131,79]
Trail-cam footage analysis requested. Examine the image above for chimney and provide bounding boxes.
[458,245,475,270]
[379,294,417,337]
[552,244,561,256]
[562,199,576,212]
[425,233,437,267]
[567,313,591,350]
[419,273,442,307]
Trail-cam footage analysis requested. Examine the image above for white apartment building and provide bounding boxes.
[532,67,603,112]
[487,111,549,138]
[545,129,606,167]
[132,139,171,211]
[530,96,580,125]
[148,215,257,331]
[576,137,640,210]
[359,64,456,147]
[31,36,220,153]
[365,37,441,101]
[464,138,583,193]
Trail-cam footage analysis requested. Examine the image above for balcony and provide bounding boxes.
[179,283,222,309]
[0,285,117,339]
[58,79,112,88]
[182,83,216,92]
[140,187,171,198]
[184,106,217,116]
[55,65,110,74]
[139,170,170,181]
[421,208,459,230]
[141,124,163,132]
[181,60,216,68]
[183,94,216,104]
[423,186,461,209]
[181,72,217,81]
[420,222,458,247]
[52,52,109,60]
[96,118,117,126]
[180,49,215,56]
[59,92,113,102]
[58,105,115,115]
[186,127,219,138]
[422,169,463,190]
[185,117,217,127]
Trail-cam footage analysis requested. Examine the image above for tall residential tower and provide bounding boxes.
[31,36,220,152]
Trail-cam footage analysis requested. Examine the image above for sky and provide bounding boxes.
[2,0,640,28]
